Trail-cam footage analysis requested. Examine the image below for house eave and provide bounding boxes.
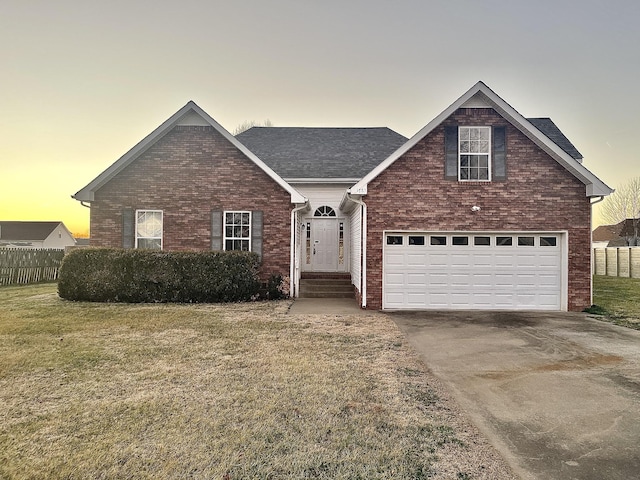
[286,177,361,184]
[350,81,613,199]
[73,101,307,205]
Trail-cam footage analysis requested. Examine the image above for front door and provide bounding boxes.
[311,219,338,271]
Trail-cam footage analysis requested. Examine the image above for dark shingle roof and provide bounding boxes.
[0,221,61,241]
[592,223,622,242]
[527,118,583,160]
[593,219,640,246]
[236,127,407,179]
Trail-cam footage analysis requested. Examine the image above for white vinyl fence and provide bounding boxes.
[593,247,640,278]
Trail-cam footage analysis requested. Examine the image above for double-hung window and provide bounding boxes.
[459,126,491,181]
[224,211,251,251]
[135,210,163,249]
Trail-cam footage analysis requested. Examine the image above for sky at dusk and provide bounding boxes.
[1,0,639,236]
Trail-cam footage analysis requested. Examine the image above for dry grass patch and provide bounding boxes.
[0,284,513,479]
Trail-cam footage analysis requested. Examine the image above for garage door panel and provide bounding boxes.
[472,273,492,287]
[427,253,449,267]
[451,253,472,267]
[384,232,564,310]
[407,253,428,266]
[516,255,538,267]
[538,254,560,267]
[472,254,494,267]
[494,273,515,287]
[385,273,404,286]
[494,254,517,267]
[407,293,427,306]
[406,273,426,285]
[385,253,405,266]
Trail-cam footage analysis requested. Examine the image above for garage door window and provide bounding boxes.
[387,235,403,245]
[541,236,557,246]
[518,236,535,246]
[474,236,491,246]
[452,236,469,246]
[430,236,447,246]
[497,236,513,246]
[409,235,425,245]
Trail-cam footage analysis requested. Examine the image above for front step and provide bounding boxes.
[299,274,354,298]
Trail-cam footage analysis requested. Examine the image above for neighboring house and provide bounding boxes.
[73,81,612,311]
[593,219,640,247]
[0,221,76,249]
[74,238,91,247]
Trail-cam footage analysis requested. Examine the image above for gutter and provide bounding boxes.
[347,193,367,308]
[71,195,92,209]
[290,202,309,298]
[590,196,606,205]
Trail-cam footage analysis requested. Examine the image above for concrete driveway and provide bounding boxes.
[391,311,640,480]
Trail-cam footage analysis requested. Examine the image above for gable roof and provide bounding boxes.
[349,81,612,197]
[0,221,65,241]
[236,127,407,181]
[594,219,640,245]
[592,223,621,243]
[526,118,583,161]
[73,101,306,204]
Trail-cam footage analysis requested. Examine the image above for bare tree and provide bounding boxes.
[233,119,273,135]
[601,176,640,246]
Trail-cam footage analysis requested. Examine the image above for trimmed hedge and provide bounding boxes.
[58,248,261,303]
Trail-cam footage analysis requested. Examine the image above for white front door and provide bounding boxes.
[311,219,338,271]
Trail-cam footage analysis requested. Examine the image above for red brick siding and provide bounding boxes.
[90,126,293,279]
[364,108,592,311]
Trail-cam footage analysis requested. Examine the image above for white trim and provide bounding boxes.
[290,203,309,298]
[285,178,361,184]
[348,194,367,308]
[135,209,163,250]
[458,126,491,182]
[349,81,613,197]
[223,211,251,252]
[73,101,306,204]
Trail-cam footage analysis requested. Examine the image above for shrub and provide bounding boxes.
[266,273,289,300]
[58,248,261,303]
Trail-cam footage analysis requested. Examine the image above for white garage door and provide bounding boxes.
[383,232,565,310]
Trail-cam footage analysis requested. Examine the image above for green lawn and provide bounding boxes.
[0,283,511,479]
[592,275,640,330]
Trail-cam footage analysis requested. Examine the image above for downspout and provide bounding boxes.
[588,196,605,307]
[290,203,308,298]
[347,194,367,308]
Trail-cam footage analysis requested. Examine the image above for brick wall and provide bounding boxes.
[90,126,293,279]
[364,108,592,311]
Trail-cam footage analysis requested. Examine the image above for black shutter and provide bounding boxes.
[493,126,506,181]
[251,211,263,260]
[444,126,458,180]
[211,210,223,251]
[122,208,135,249]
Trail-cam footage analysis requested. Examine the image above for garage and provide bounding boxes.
[383,232,565,310]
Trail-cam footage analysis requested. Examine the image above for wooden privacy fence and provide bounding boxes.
[0,248,65,286]
[593,247,640,278]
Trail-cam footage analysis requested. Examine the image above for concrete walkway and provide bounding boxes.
[391,311,640,480]
[288,297,365,315]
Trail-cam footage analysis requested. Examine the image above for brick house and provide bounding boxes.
[73,81,612,311]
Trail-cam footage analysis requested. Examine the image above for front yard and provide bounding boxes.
[0,284,512,479]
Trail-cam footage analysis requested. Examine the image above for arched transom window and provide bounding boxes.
[314,206,336,217]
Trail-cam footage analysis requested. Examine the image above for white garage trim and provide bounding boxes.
[383,231,568,311]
